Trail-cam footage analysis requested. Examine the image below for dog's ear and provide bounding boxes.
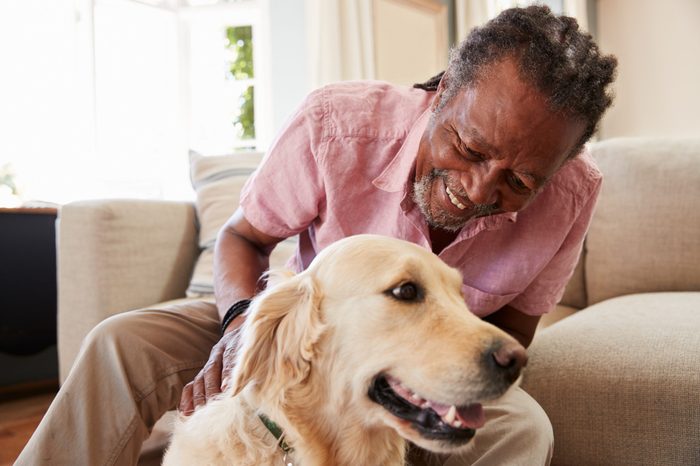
[230,273,325,397]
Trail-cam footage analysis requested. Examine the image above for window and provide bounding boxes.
[90,0,269,199]
[184,1,270,154]
[226,25,256,145]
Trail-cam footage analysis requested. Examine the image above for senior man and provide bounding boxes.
[18,5,616,466]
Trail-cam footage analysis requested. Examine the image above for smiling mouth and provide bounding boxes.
[368,374,484,444]
[447,185,499,218]
[445,186,467,210]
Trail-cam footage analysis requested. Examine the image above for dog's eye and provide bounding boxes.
[390,282,421,301]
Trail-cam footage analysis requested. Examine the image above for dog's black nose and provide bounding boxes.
[489,341,528,383]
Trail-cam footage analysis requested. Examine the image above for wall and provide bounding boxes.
[596,0,700,139]
[373,0,449,86]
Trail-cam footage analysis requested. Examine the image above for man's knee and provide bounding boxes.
[506,388,554,463]
[74,304,218,384]
[80,310,157,359]
[446,388,553,466]
[80,301,218,353]
[523,391,554,451]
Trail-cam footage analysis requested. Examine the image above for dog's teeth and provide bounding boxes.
[454,420,462,428]
[444,405,456,424]
[421,401,430,409]
[410,393,421,402]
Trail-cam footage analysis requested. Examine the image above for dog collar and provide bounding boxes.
[259,413,294,456]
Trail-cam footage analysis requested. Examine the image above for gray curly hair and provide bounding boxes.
[415,5,617,158]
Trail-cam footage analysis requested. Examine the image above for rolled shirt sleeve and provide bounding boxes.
[240,90,327,239]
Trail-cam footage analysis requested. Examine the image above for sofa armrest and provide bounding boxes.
[57,199,199,381]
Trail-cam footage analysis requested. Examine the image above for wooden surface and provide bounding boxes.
[0,388,166,466]
[0,207,58,216]
[0,392,55,465]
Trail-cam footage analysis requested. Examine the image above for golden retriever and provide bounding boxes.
[163,234,526,466]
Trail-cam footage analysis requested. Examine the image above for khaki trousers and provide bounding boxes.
[16,301,553,466]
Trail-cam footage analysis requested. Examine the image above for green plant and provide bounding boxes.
[226,25,253,80]
[226,25,255,141]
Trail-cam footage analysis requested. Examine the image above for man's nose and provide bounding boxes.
[461,166,499,206]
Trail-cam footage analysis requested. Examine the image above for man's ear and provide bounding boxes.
[229,273,325,398]
[431,71,450,112]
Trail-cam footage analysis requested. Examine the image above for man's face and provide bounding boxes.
[414,58,586,232]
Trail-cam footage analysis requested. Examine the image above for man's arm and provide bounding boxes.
[483,304,541,348]
[179,207,284,415]
[213,208,283,325]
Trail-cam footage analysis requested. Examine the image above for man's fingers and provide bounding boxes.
[220,364,234,392]
[221,342,238,391]
[221,375,231,392]
[192,376,206,410]
[178,334,236,415]
[179,382,194,416]
[203,361,222,400]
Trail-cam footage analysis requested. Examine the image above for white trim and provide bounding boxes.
[254,0,272,149]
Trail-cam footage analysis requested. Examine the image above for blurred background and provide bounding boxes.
[1,0,698,207]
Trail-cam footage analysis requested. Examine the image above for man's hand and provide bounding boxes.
[178,326,241,416]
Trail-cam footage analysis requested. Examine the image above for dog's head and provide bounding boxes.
[230,234,526,454]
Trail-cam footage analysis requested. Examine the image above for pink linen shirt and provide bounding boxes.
[240,81,602,318]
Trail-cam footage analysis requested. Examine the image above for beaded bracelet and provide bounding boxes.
[221,299,252,334]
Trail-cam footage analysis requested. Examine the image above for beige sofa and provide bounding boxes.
[56,138,700,465]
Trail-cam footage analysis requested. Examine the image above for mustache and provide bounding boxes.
[433,169,499,217]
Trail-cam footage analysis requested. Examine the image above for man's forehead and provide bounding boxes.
[464,126,500,156]
[442,68,583,180]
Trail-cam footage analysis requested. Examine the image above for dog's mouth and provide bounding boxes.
[368,374,484,443]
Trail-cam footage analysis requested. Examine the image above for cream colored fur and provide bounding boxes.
[163,234,519,466]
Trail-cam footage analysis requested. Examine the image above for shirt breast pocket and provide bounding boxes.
[460,283,521,318]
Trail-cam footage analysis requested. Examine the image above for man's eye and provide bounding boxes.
[509,174,531,194]
[465,148,485,160]
[389,282,422,301]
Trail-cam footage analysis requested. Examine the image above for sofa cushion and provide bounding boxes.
[187,151,297,297]
[586,138,700,305]
[522,292,700,466]
[557,251,586,309]
[536,303,578,331]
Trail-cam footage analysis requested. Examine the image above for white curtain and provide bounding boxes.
[305,0,375,89]
[563,0,589,31]
[455,0,498,40]
[455,0,590,42]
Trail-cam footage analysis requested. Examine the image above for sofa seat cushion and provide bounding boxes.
[522,292,700,466]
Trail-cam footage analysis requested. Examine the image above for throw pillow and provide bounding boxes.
[187,150,298,297]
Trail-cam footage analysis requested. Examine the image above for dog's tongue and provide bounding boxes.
[385,375,485,429]
[430,401,485,429]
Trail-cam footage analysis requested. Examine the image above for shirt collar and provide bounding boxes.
[372,108,431,193]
